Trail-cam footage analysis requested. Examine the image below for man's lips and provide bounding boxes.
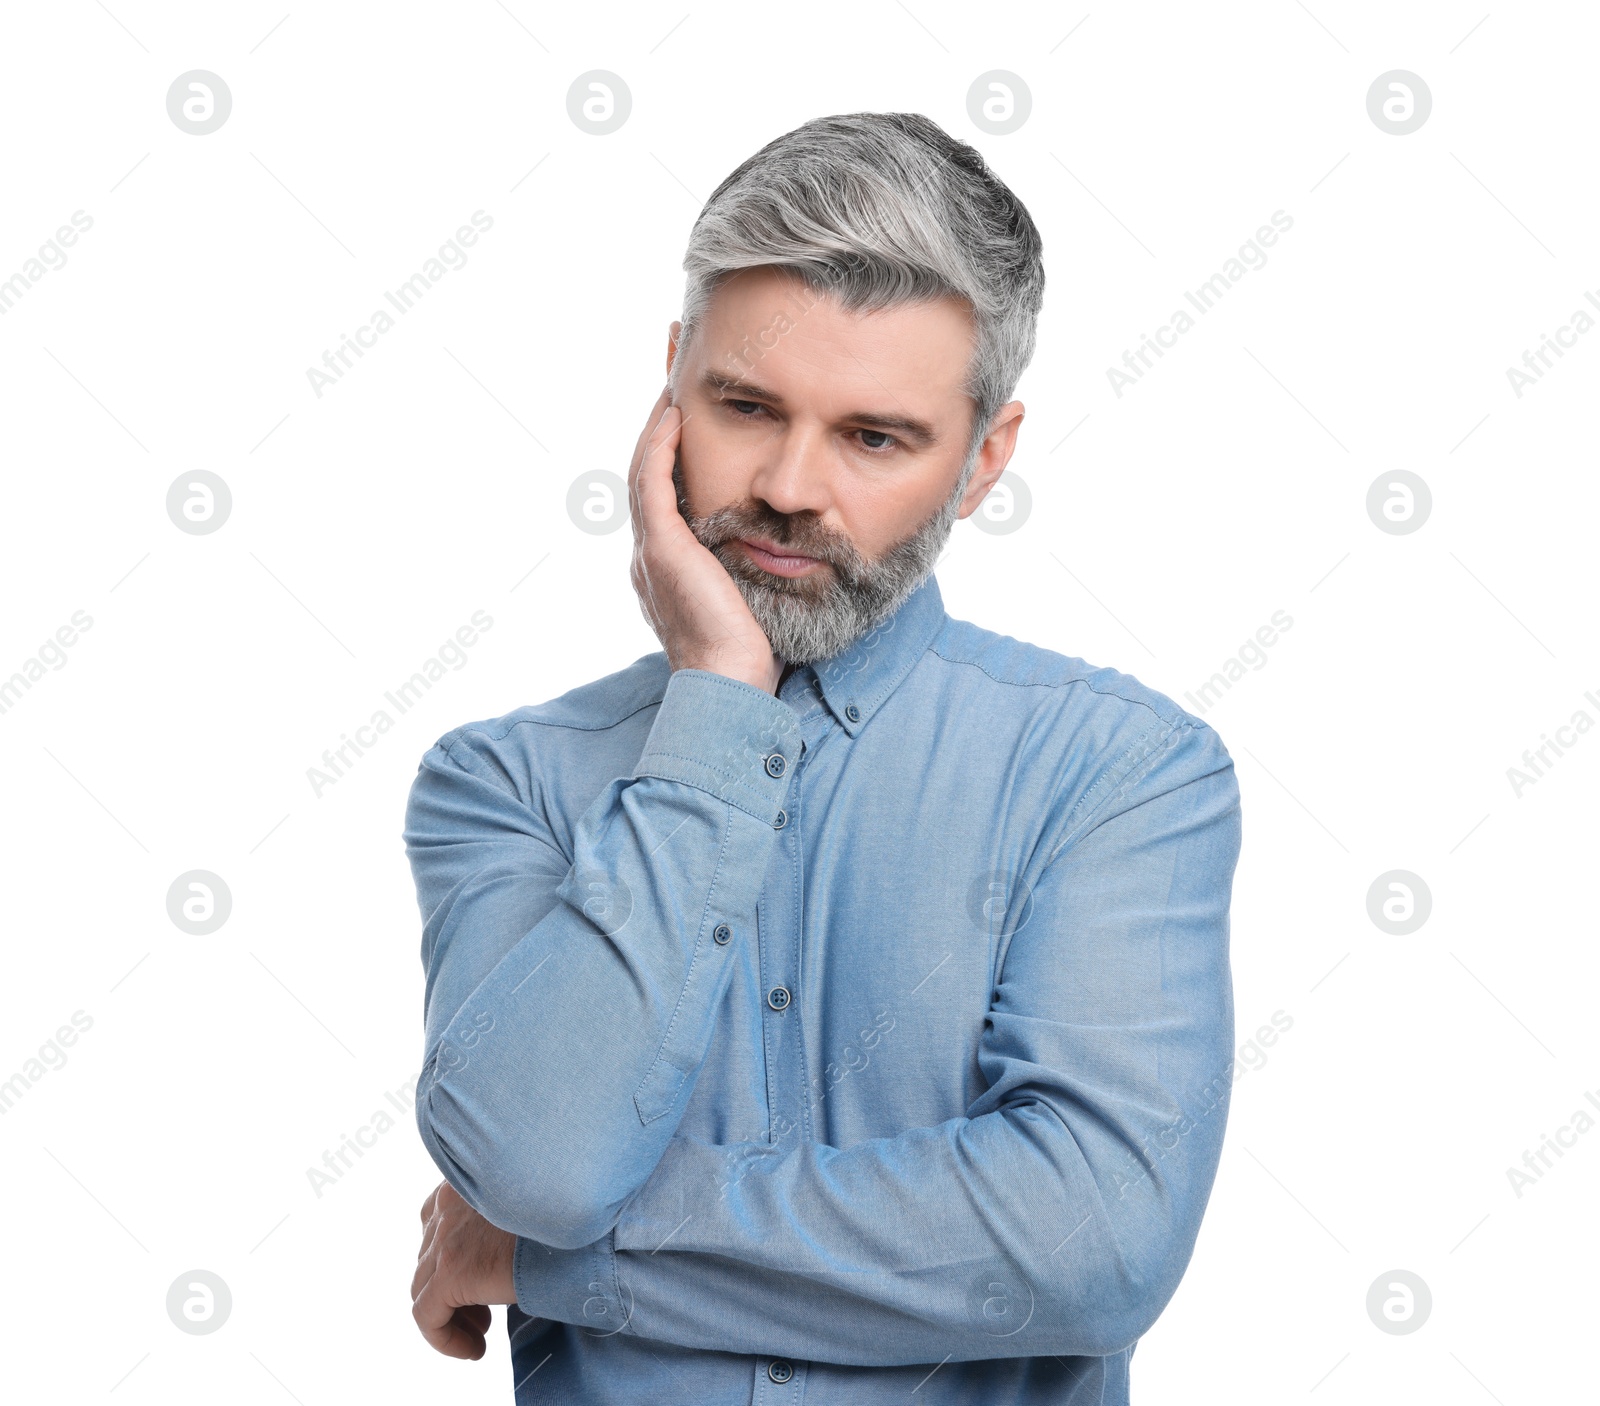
[737,537,826,577]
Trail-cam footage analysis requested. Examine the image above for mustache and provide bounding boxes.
[672,450,863,571]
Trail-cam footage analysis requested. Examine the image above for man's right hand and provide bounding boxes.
[411,1180,516,1360]
[628,386,783,695]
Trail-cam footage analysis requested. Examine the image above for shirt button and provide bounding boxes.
[764,753,787,778]
[845,703,861,723]
[712,923,732,945]
[768,1360,794,1383]
[766,986,791,1011]
[773,809,787,830]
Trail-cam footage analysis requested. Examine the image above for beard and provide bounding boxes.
[672,449,971,667]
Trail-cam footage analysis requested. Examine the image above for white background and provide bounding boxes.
[2,1,1595,1401]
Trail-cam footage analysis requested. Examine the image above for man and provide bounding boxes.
[405,111,1241,1404]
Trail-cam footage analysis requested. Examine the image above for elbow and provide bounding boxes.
[1072,1288,1169,1359]
[500,1170,623,1250]
[1044,1277,1172,1359]
[415,1072,623,1250]
[1040,1219,1189,1358]
[490,1189,618,1252]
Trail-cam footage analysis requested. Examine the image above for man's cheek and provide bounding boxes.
[673,441,724,525]
[672,446,694,521]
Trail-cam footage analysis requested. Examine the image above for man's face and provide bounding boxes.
[665,266,1021,666]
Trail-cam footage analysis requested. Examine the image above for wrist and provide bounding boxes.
[674,653,780,695]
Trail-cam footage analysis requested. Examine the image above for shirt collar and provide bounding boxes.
[800,572,947,736]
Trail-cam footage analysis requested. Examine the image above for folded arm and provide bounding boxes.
[404,668,799,1250]
[514,719,1243,1364]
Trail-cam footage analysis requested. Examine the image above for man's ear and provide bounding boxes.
[666,321,682,378]
[957,401,1025,520]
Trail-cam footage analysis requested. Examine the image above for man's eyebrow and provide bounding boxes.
[698,369,940,449]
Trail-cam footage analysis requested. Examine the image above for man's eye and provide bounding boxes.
[857,429,897,453]
[726,398,767,418]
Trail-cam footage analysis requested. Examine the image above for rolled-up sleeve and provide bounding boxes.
[404,668,799,1250]
[513,718,1242,1363]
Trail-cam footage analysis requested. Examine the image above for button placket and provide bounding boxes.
[760,748,792,992]
[758,722,807,1152]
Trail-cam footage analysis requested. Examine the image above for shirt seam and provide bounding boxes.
[1051,719,1198,861]
[926,644,1206,732]
[440,695,665,751]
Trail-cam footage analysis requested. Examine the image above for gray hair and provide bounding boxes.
[671,111,1045,479]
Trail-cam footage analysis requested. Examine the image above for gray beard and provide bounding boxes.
[673,453,970,667]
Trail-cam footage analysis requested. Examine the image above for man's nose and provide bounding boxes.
[747,427,834,518]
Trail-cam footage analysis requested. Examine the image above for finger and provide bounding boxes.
[628,388,674,532]
[629,385,672,480]
[422,1311,487,1360]
[442,1306,490,1360]
[630,402,679,543]
[634,406,688,551]
[413,1271,488,1361]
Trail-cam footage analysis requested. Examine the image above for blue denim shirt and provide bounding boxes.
[403,572,1242,1405]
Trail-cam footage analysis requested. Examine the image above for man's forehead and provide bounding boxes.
[696,270,972,419]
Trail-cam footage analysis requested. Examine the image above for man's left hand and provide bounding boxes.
[412,1180,517,1358]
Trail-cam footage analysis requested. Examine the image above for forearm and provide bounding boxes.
[408,668,799,1249]
[514,1088,1227,1367]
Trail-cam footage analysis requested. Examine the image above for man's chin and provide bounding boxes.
[733,575,890,668]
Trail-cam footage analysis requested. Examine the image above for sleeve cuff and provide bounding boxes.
[632,668,801,824]
[514,1232,628,1336]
